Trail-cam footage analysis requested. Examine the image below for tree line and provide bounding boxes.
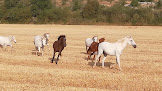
[0,0,162,25]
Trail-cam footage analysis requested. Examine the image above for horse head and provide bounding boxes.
[92,36,98,42]
[44,33,49,39]
[126,36,136,48]
[9,36,16,43]
[44,33,49,43]
[58,35,66,47]
[41,38,46,46]
[99,38,105,43]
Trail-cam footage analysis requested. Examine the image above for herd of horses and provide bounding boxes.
[0,33,137,71]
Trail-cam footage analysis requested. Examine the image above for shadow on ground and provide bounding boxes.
[31,50,44,56]
[80,52,87,54]
[88,61,115,68]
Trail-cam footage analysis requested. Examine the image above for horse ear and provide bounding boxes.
[129,36,132,38]
[9,35,13,38]
[126,36,131,38]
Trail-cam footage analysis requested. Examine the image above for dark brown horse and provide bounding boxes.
[51,35,66,64]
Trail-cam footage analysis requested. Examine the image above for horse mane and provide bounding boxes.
[58,35,65,40]
[117,38,125,43]
[117,36,131,43]
[58,35,66,45]
[8,36,13,41]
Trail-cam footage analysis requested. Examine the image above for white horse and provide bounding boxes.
[34,33,50,51]
[34,37,46,56]
[0,36,16,50]
[85,36,98,51]
[93,36,137,71]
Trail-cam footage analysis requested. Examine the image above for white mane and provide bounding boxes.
[117,38,125,43]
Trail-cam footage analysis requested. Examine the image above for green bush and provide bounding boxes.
[103,2,129,24]
[3,7,31,23]
[138,0,153,2]
[71,0,83,11]
[131,0,139,7]
[4,0,20,9]
[0,0,162,25]
[62,0,67,5]
[31,0,52,17]
[157,0,162,9]
[69,11,83,24]
[81,0,99,19]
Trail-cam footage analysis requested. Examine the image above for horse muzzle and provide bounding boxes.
[133,45,137,48]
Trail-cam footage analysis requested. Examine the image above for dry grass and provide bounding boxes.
[0,24,161,91]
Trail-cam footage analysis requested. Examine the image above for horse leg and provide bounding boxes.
[59,52,61,58]
[56,51,61,64]
[93,49,103,68]
[93,54,100,68]
[102,54,107,68]
[42,50,43,56]
[47,44,50,51]
[87,55,90,61]
[51,50,56,63]
[3,45,7,51]
[89,52,93,61]
[92,54,95,62]
[10,44,13,52]
[116,55,121,71]
[86,46,88,51]
[37,47,41,56]
[98,56,101,63]
[42,47,44,56]
[87,50,91,61]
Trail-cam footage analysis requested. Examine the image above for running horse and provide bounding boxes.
[51,35,66,64]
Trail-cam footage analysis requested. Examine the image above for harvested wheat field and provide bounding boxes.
[0,24,162,91]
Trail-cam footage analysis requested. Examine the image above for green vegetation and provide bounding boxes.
[131,0,139,7]
[71,0,83,11]
[157,0,162,9]
[138,0,153,2]
[0,0,162,25]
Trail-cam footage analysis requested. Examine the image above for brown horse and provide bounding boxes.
[51,35,66,64]
[87,38,105,62]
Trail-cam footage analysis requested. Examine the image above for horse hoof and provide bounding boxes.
[55,62,57,64]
